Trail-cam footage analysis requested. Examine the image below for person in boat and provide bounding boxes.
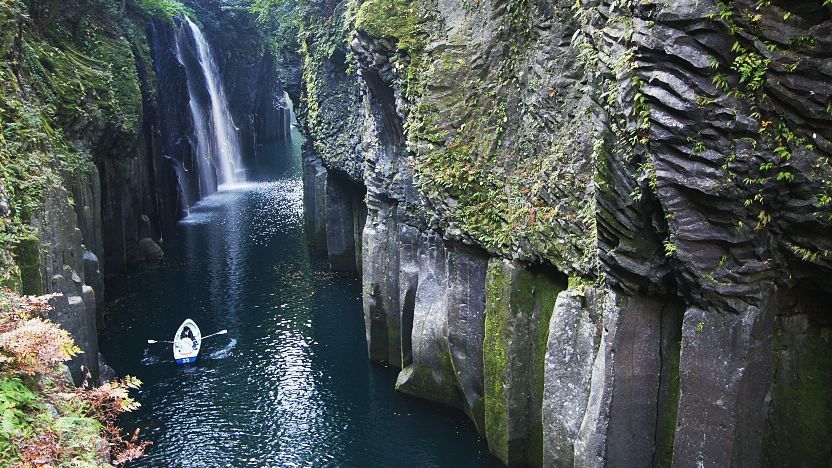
[179,327,197,351]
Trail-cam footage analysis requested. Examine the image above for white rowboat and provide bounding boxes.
[173,319,201,364]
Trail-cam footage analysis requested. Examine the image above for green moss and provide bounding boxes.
[529,273,560,467]
[0,2,148,284]
[769,322,832,464]
[483,259,511,464]
[14,236,41,295]
[482,259,564,466]
[352,0,421,51]
[25,22,142,138]
[408,16,597,274]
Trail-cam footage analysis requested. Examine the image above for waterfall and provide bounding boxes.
[175,17,244,200]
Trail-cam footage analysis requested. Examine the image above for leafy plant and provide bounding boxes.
[0,290,148,465]
[731,44,769,91]
[129,0,194,22]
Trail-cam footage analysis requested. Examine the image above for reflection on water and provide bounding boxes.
[99,128,499,466]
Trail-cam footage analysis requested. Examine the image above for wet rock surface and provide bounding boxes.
[294,0,832,465]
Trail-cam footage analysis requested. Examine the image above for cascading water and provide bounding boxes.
[175,17,244,200]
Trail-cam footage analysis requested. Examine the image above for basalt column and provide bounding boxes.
[483,260,564,466]
[325,172,366,272]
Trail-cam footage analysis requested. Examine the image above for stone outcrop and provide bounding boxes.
[30,185,101,385]
[542,289,603,467]
[288,0,832,465]
[483,260,563,466]
[445,245,489,433]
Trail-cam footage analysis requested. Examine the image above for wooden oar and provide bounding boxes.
[147,329,227,344]
[201,330,228,340]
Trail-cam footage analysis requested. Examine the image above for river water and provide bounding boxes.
[99,127,498,466]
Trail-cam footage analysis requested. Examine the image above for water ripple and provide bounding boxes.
[100,138,498,467]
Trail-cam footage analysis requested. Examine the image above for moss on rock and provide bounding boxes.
[483,259,511,463]
[352,0,421,52]
[483,258,564,466]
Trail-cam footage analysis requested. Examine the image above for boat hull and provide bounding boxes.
[173,319,202,364]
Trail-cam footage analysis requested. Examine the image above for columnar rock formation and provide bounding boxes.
[291,0,832,465]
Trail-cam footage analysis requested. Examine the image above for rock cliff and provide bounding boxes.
[0,0,289,384]
[276,0,832,465]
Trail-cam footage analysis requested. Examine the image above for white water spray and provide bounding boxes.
[177,17,244,195]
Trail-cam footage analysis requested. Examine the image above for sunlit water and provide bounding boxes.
[99,128,499,466]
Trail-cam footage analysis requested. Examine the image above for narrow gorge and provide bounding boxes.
[0,0,830,466]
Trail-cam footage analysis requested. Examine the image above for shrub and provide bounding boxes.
[0,289,148,465]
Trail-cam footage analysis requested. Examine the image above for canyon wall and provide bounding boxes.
[0,0,289,384]
[289,0,832,465]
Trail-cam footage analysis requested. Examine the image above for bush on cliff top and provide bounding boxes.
[352,0,421,52]
[129,0,195,22]
[0,290,147,465]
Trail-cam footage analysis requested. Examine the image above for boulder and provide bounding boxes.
[138,237,165,262]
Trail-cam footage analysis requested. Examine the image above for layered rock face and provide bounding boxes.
[1,2,175,383]
[292,0,832,465]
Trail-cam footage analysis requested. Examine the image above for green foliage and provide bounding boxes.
[730,42,769,91]
[251,0,304,54]
[129,0,194,22]
[23,21,142,137]
[352,0,422,52]
[0,291,146,465]
[0,377,41,433]
[663,239,676,257]
[705,1,832,232]
[0,1,141,282]
[0,378,47,461]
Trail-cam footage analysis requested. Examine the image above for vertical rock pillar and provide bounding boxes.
[302,154,327,252]
[542,288,604,467]
[362,199,400,362]
[672,296,776,467]
[395,233,462,408]
[574,291,683,468]
[325,173,357,271]
[34,185,100,385]
[483,259,563,466]
[447,245,489,434]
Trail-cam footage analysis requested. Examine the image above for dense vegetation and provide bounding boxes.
[0,290,145,465]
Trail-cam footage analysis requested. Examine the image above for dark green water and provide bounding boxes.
[99,128,499,466]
